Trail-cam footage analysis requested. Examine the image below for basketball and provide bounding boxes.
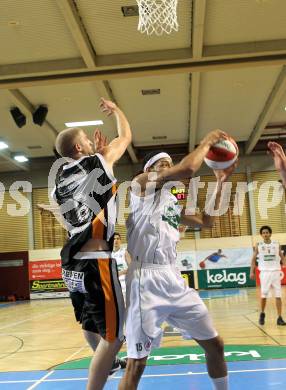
[204,137,238,170]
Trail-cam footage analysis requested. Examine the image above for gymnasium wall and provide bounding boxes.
[0,190,30,252]
[0,153,279,188]
[0,159,285,252]
[2,232,286,300]
[26,232,286,298]
[0,251,29,300]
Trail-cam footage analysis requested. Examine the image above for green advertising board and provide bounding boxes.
[54,345,286,370]
[198,267,256,289]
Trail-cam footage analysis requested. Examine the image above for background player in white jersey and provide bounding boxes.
[53,98,131,390]
[250,225,286,326]
[112,232,131,296]
[119,130,236,390]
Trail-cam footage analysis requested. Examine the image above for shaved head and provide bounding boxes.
[55,127,85,158]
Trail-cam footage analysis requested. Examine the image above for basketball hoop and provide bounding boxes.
[136,0,179,36]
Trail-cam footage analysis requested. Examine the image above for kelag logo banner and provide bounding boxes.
[198,267,255,289]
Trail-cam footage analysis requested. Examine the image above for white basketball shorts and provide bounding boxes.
[125,262,218,359]
[259,270,282,298]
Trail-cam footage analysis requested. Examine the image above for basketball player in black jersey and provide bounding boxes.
[53,98,131,390]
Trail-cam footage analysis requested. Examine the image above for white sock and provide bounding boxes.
[212,376,229,390]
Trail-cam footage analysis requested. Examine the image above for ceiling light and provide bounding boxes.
[65,120,104,127]
[0,141,9,150]
[14,155,28,163]
[284,106,286,111]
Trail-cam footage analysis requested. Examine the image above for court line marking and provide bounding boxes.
[26,371,54,390]
[24,345,87,389]
[63,346,87,363]
[113,366,286,378]
[0,330,76,336]
[243,314,281,346]
[2,366,286,384]
[0,310,60,331]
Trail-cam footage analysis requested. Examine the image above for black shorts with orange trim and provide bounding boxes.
[62,251,125,343]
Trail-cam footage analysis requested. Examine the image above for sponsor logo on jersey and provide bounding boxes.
[162,202,181,230]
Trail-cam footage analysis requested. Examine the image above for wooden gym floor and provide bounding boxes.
[1,287,286,373]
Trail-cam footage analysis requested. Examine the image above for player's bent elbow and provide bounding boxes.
[180,164,194,178]
[123,135,132,146]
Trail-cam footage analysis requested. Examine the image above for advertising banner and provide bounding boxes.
[29,259,68,299]
[177,251,196,271]
[177,248,252,271]
[198,267,256,289]
[29,279,67,293]
[181,270,195,288]
[29,260,62,280]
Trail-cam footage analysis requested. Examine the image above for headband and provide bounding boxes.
[143,152,172,172]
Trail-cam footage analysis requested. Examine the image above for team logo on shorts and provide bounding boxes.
[136,340,151,352]
[144,340,151,350]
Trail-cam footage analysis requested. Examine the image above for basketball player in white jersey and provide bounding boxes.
[250,225,286,325]
[112,232,131,296]
[119,129,236,390]
[53,98,131,390]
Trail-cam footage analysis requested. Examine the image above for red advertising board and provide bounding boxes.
[255,266,286,285]
[29,260,62,281]
[29,259,68,298]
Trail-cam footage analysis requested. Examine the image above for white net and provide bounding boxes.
[136,0,179,36]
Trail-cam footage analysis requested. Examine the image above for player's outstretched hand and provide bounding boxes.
[93,128,107,153]
[268,141,286,172]
[268,141,286,187]
[213,160,238,183]
[99,97,117,116]
[201,129,228,148]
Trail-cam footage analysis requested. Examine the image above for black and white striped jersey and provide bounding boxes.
[53,153,117,266]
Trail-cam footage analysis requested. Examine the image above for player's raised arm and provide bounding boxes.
[98,98,132,170]
[134,129,228,192]
[180,162,237,228]
[268,141,286,187]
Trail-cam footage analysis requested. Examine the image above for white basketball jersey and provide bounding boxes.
[112,247,128,282]
[257,241,281,271]
[126,188,181,265]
